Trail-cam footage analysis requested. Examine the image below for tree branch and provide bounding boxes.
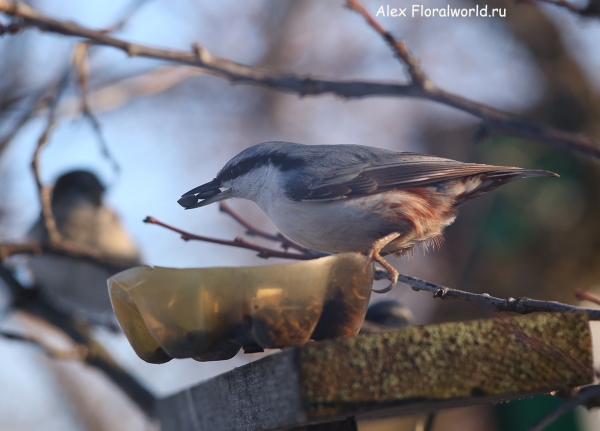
[218,202,329,258]
[0,240,139,270]
[1,1,600,159]
[0,82,52,159]
[101,0,153,34]
[574,289,600,306]
[143,216,316,260]
[146,210,600,320]
[527,385,600,431]
[396,271,600,320]
[30,72,68,245]
[0,264,157,417]
[0,17,24,35]
[72,42,121,175]
[0,329,88,360]
[345,0,430,89]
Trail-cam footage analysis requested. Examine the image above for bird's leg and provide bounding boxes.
[365,232,401,294]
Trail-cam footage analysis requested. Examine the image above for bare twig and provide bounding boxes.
[143,216,316,260]
[0,86,47,157]
[218,202,329,258]
[0,61,134,272]
[345,0,430,89]
[0,329,88,360]
[0,0,149,162]
[2,2,600,159]
[414,412,436,431]
[344,0,600,159]
[0,264,157,417]
[574,289,600,306]
[146,210,600,319]
[30,78,66,244]
[0,240,139,269]
[101,0,152,33]
[394,271,600,320]
[72,42,120,174]
[527,385,600,431]
[0,17,23,35]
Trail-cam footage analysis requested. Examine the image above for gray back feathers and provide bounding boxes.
[233,142,556,201]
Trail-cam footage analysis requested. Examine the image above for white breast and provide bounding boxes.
[241,166,457,254]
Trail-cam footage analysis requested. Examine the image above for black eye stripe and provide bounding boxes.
[217,153,305,181]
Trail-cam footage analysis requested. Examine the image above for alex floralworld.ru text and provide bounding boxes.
[377,4,507,17]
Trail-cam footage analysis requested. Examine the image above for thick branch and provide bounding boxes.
[1,1,600,159]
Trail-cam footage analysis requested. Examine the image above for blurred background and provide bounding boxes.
[1,0,600,430]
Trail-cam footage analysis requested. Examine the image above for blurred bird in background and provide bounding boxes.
[27,170,140,326]
[360,300,415,334]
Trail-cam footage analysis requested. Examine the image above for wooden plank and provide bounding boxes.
[158,313,592,431]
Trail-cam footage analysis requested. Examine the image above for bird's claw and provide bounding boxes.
[365,232,401,294]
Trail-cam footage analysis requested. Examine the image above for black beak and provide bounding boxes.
[178,178,229,209]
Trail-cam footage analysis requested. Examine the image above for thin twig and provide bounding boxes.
[143,216,316,260]
[345,0,430,89]
[218,202,329,257]
[0,264,157,417]
[0,240,139,269]
[0,17,23,35]
[101,0,152,33]
[394,271,600,320]
[147,211,600,320]
[30,76,67,244]
[2,1,600,160]
[73,42,121,175]
[527,385,600,431]
[574,289,600,306]
[0,329,88,360]
[414,412,436,431]
[344,0,600,159]
[0,85,47,158]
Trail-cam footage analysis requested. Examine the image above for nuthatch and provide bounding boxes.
[178,142,557,290]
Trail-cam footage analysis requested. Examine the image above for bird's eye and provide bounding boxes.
[229,165,241,178]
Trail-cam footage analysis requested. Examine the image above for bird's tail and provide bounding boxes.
[453,168,558,206]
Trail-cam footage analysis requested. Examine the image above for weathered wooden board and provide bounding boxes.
[158,313,592,431]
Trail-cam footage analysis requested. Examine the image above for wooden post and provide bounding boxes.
[158,313,592,431]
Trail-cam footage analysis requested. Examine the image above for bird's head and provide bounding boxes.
[52,170,105,207]
[177,142,305,209]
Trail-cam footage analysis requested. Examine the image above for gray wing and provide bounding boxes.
[286,153,544,201]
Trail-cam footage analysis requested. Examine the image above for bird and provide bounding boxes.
[177,141,557,291]
[27,170,140,325]
[360,300,415,333]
